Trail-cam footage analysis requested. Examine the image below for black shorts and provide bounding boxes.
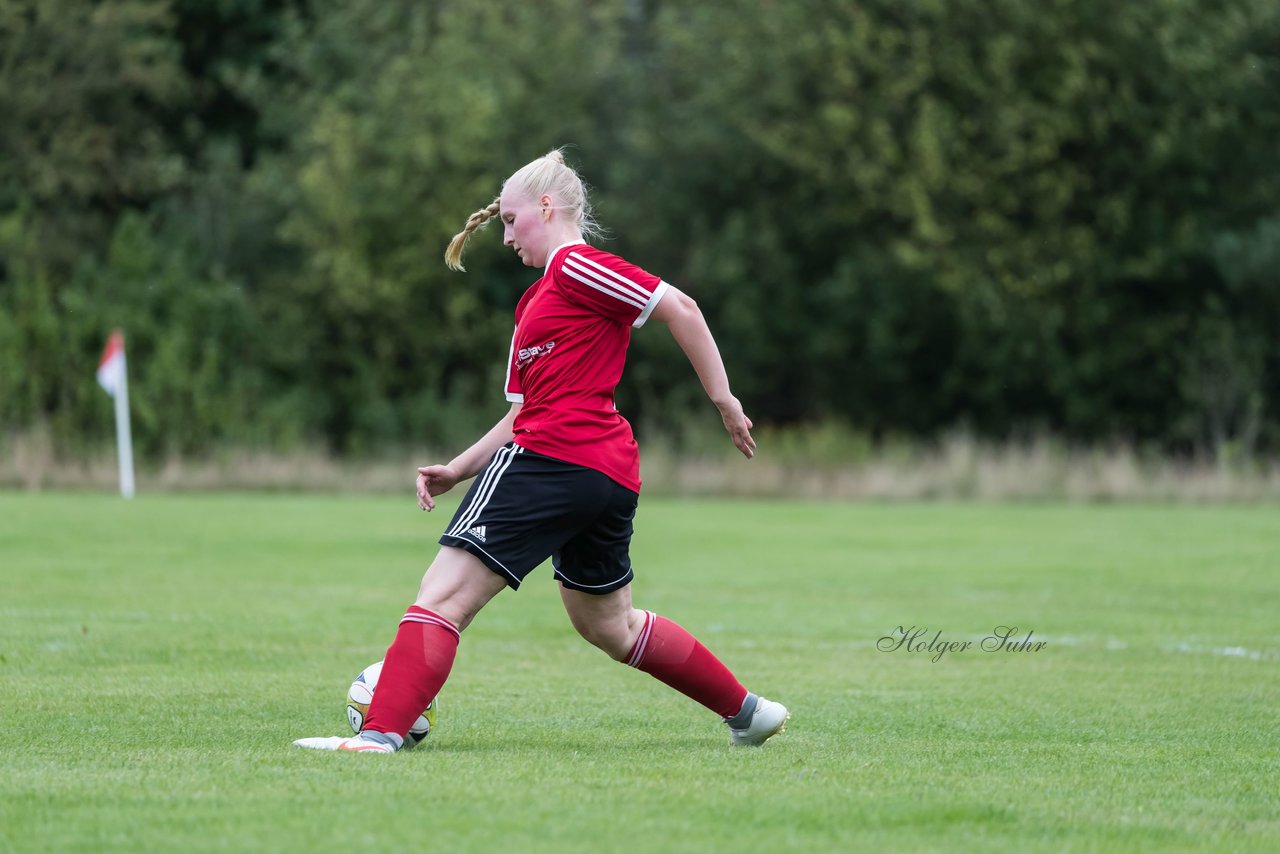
[438,443,638,594]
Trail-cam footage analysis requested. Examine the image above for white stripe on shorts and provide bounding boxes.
[447,444,523,539]
[551,567,632,590]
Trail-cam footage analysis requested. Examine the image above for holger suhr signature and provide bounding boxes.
[877,625,1047,663]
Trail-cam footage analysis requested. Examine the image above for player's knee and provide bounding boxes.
[413,552,505,632]
[572,618,631,661]
[573,607,648,661]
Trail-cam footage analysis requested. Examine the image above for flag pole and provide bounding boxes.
[114,347,135,499]
[97,330,136,499]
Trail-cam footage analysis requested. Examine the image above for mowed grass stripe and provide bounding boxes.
[1,493,1277,852]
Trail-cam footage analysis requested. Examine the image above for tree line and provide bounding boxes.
[2,0,1278,461]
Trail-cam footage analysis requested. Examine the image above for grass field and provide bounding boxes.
[1,492,1277,852]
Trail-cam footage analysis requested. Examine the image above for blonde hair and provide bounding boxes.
[444,148,603,271]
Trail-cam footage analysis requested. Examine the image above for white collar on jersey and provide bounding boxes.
[544,241,587,273]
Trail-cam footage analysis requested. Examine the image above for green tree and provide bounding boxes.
[236,0,630,451]
[0,0,190,448]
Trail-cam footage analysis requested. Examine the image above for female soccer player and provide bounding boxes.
[295,149,788,753]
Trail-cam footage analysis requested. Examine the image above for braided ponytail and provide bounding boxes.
[444,197,501,271]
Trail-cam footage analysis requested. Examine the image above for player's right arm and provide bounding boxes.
[416,402,521,511]
[650,286,756,459]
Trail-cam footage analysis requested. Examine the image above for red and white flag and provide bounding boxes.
[97,330,127,398]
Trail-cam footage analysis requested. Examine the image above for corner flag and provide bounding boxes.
[97,330,136,498]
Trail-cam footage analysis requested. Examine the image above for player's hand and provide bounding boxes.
[716,396,757,459]
[416,464,460,511]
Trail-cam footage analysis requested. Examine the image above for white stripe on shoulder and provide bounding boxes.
[567,252,653,301]
[562,254,648,302]
[562,262,647,310]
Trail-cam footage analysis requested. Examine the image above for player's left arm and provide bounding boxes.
[650,285,756,459]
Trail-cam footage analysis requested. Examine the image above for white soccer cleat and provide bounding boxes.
[727,697,790,746]
[292,734,397,753]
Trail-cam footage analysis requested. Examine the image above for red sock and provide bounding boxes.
[362,606,460,737]
[624,611,748,718]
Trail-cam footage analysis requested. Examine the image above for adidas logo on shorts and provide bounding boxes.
[467,525,487,543]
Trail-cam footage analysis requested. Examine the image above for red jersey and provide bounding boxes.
[504,242,669,492]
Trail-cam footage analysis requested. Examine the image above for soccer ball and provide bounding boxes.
[346,659,437,746]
